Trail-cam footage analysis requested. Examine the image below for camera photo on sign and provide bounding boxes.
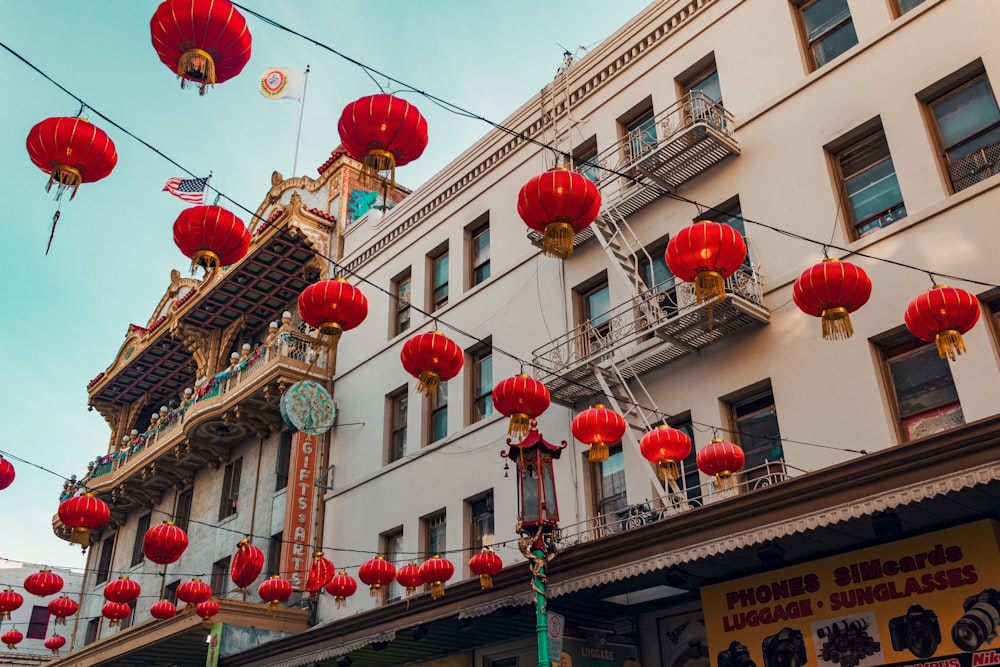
[761,626,807,667]
[718,639,757,667]
[888,604,940,659]
[812,612,884,667]
[951,587,1000,653]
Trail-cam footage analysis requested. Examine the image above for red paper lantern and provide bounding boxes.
[324,571,357,609]
[517,168,602,259]
[102,601,132,627]
[150,0,252,95]
[1,629,22,649]
[639,425,692,482]
[177,578,212,611]
[400,331,464,396]
[196,599,220,622]
[47,595,79,625]
[150,599,178,620]
[26,117,117,201]
[0,589,23,621]
[793,259,872,340]
[665,221,747,303]
[492,374,551,439]
[257,576,292,613]
[571,404,627,462]
[469,548,503,590]
[338,94,428,187]
[230,539,264,590]
[44,634,66,655]
[143,521,189,565]
[24,569,64,597]
[173,205,250,271]
[357,555,396,597]
[696,438,745,490]
[298,279,369,340]
[58,493,111,549]
[905,286,981,361]
[418,556,454,600]
[104,576,141,604]
[0,456,14,490]
[395,563,423,601]
[304,551,335,596]
[26,117,118,253]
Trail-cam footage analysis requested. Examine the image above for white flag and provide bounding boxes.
[259,68,305,101]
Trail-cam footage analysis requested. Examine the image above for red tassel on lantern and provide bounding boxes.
[491,375,550,440]
[469,549,503,590]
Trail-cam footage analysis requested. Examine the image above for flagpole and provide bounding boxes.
[292,65,310,177]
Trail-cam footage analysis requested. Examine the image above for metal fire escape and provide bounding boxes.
[530,91,769,507]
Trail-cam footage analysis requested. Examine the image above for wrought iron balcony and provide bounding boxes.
[947,138,1000,193]
[532,267,768,405]
[60,331,329,505]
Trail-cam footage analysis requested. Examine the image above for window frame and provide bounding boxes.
[267,532,284,578]
[794,0,859,70]
[467,491,495,551]
[131,513,151,567]
[728,386,785,477]
[468,219,491,288]
[828,120,907,239]
[211,556,231,598]
[667,413,702,503]
[219,457,242,521]
[618,98,657,165]
[381,528,405,603]
[26,605,50,640]
[428,381,448,444]
[386,386,408,463]
[893,0,927,17]
[275,431,292,491]
[468,340,494,424]
[428,245,450,312]
[174,486,193,534]
[573,136,601,185]
[591,443,628,532]
[96,534,115,585]
[391,269,412,337]
[422,510,447,557]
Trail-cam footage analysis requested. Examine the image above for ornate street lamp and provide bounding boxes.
[504,421,565,667]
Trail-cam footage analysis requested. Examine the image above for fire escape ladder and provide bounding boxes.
[592,200,652,298]
[593,362,669,502]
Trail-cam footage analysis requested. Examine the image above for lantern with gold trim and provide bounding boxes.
[1,629,23,650]
[418,556,454,600]
[44,634,66,655]
[571,404,627,462]
[103,576,140,605]
[57,493,111,550]
[176,578,212,611]
[793,259,872,340]
[905,285,981,361]
[102,602,132,627]
[324,571,357,609]
[696,438,745,491]
[230,538,265,591]
[47,595,78,625]
[150,0,252,95]
[304,551,335,596]
[492,375,551,440]
[196,599,220,624]
[0,589,23,621]
[257,576,292,613]
[517,168,601,259]
[298,279,369,352]
[150,599,177,620]
[469,549,503,590]
[338,94,428,188]
[143,520,189,565]
[357,555,396,598]
[400,331,463,396]
[665,221,747,303]
[173,205,250,272]
[395,563,423,602]
[24,569,64,598]
[639,425,692,482]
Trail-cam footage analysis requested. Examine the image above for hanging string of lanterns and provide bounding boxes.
[571,404,627,462]
[418,556,455,600]
[395,563,423,603]
[57,493,110,551]
[44,634,66,655]
[696,438,745,491]
[297,279,369,352]
[639,425,692,483]
[904,285,981,361]
[358,555,396,598]
[258,576,292,613]
[491,375,550,440]
[665,220,747,304]
[176,578,212,611]
[517,168,601,259]
[23,569,64,598]
[469,548,503,590]
[400,331,464,396]
[793,259,872,340]
[304,551,336,596]
[149,0,252,95]
[143,521,189,565]
[230,539,265,592]
[338,94,429,188]
[47,595,79,625]
[1,629,23,650]
[325,571,358,609]
[150,599,178,620]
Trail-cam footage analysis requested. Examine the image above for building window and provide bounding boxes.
[275,431,292,491]
[581,279,612,331]
[469,220,491,287]
[830,121,906,238]
[683,60,723,124]
[638,238,678,317]
[573,137,601,184]
[468,492,495,550]
[131,513,151,567]
[119,601,136,630]
[469,342,493,423]
[622,104,657,163]
[381,529,404,602]
[211,556,231,598]
[85,618,100,645]
[430,247,449,311]
[392,270,412,336]
[387,387,408,463]
[728,385,785,480]
[593,445,627,530]
[795,0,858,69]
[423,511,447,556]
[877,330,964,441]
[164,580,180,605]
[174,486,193,534]
[26,605,50,640]
[429,382,448,443]
[894,0,926,15]
[96,534,115,584]
[267,532,283,578]
[925,68,1000,193]
[668,414,702,503]
[219,457,242,520]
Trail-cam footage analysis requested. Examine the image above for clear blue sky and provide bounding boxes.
[0,1,644,569]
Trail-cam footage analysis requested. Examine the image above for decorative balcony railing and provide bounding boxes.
[557,460,789,547]
[63,331,328,499]
[532,267,767,403]
[947,138,1000,193]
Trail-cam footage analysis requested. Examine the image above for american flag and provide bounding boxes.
[163,176,209,204]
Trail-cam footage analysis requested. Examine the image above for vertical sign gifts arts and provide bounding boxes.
[280,432,319,589]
